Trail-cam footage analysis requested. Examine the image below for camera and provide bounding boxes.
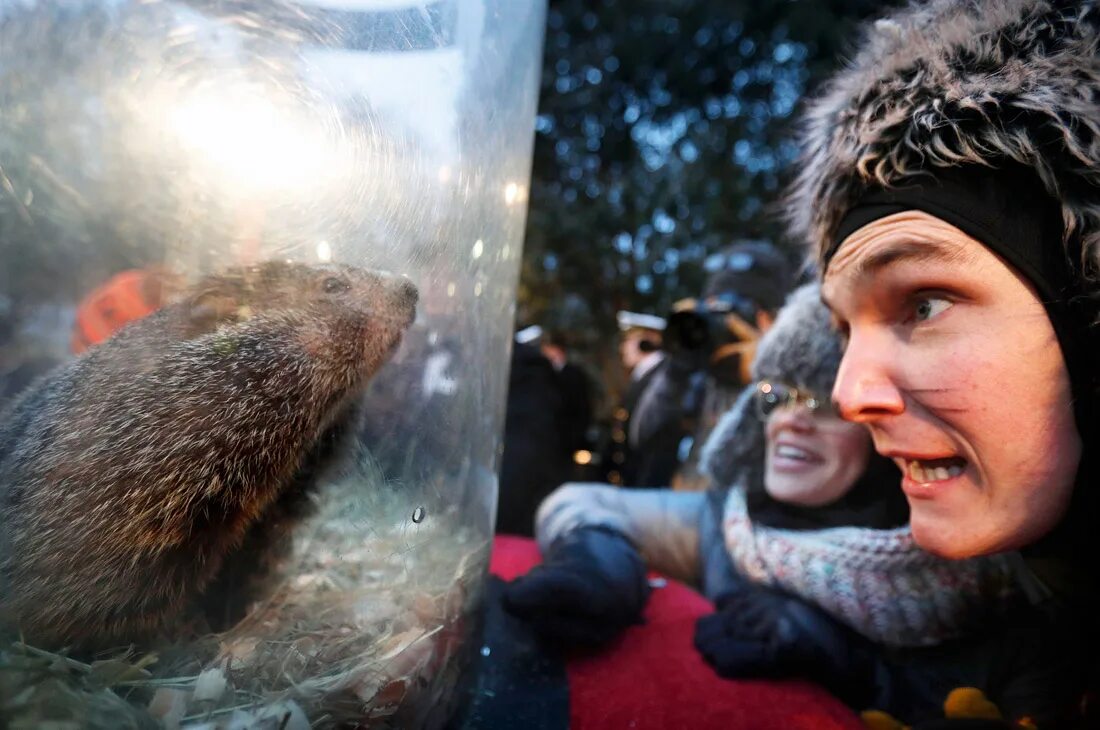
[662,292,760,385]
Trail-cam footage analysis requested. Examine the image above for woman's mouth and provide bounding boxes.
[771,442,824,472]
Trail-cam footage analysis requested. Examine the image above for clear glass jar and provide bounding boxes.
[0,1,545,727]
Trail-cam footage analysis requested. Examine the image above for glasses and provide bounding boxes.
[753,380,837,419]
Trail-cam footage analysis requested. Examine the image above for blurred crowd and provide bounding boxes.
[497,239,798,534]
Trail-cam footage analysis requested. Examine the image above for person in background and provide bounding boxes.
[616,311,666,379]
[2,265,175,409]
[539,328,594,466]
[605,311,675,486]
[632,240,794,490]
[69,267,179,355]
[496,328,569,536]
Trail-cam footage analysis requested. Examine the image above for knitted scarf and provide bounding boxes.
[722,485,1018,648]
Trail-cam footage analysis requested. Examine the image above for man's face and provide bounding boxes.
[619,331,657,372]
[822,211,1081,558]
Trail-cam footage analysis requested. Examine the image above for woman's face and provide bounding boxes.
[822,211,1081,558]
[763,389,872,507]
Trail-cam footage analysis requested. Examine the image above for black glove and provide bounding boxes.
[694,584,880,707]
[502,526,651,646]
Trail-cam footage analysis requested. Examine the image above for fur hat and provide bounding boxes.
[788,0,1100,274]
[700,283,839,487]
[750,283,841,398]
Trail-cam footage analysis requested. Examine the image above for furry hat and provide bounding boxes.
[700,283,840,487]
[788,0,1100,275]
[750,283,841,398]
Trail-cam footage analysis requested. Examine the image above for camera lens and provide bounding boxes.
[665,310,709,353]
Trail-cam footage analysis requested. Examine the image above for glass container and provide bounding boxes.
[0,1,545,727]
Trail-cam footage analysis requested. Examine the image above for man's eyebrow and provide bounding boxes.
[850,239,976,280]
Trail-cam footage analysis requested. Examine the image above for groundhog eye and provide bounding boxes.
[322,276,351,294]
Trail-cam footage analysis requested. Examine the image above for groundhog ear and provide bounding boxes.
[188,293,237,327]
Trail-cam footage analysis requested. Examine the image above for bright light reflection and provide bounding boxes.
[167,88,335,196]
[503,181,528,205]
[438,165,452,183]
[446,282,456,297]
[474,282,483,297]
[316,240,333,262]
[472,239,484,259]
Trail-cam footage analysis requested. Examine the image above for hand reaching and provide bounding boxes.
[694,584,878,706]
[502,527,651,646]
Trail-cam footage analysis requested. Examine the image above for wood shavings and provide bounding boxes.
[2,467,491,728]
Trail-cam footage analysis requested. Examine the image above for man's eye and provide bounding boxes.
[914,297,952,322]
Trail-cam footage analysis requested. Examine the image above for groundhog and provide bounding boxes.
[0,260,418,648]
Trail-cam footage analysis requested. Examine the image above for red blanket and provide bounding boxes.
[491,535,862,730]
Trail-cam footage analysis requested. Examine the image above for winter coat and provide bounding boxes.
[617,356,689,488]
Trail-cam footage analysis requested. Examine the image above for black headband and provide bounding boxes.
[827,166,1071,300]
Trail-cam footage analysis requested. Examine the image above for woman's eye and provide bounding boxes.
[913,297,951,322]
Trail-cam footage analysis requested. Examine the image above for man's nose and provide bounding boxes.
[831,331,905,423]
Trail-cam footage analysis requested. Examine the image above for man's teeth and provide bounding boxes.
[776,444,811,460]
[906,460,963,484]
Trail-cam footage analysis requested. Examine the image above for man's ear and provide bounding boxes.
[755,310,775,333]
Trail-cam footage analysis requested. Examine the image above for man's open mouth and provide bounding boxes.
[900,456,966,484]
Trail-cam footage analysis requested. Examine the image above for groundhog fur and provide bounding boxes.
[0,261,417,649]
